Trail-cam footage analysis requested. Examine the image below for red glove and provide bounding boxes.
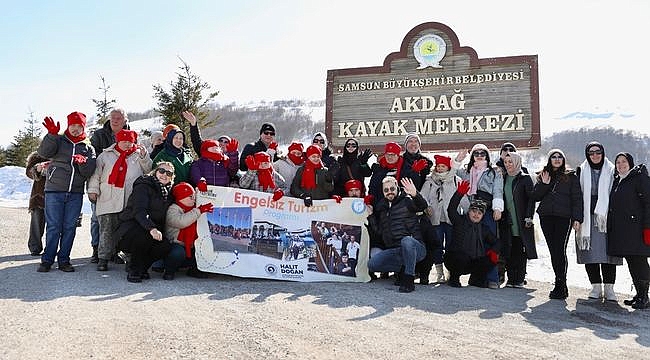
[411,159,428,172]
[363,194,374,205]
[644,229,650,246]
[331,195,342,203]
[245,155,258,170]
[226,138,239,153]
[42,116,60,135]
[272,189,284,201]
[197,177,208,192]
[268,142,278,150]
[457,179,471,196]
[72,154,87,164]
[486,249,498,265]
[198,203,214,214]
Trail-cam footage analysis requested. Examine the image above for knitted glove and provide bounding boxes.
[267,142,278,157]
[198,203,214,214]
[457,179,471,196]
[245,155,258,171]
[644,229,650,246]
[486,249,498,265]
[411,159,428,172]
[331,195,342,204]
[197,178,208,192]
[226,138,239,152]
[42,116,60,135]
[72,154,87,164]
[358,149,373,163]
[363,194,374,205]
[303,195,313,207]
[272,189,284,201]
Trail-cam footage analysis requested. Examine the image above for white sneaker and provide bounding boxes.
[603,284,617,302]
[588,283,603,299]
[434,264,446,283]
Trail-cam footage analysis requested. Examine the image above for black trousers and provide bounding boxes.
[444,251,492,283]
[506,236,527,284]
[119,225,171,275]
[625,255,650,283]
[585,263,617,284]
[539,215,571,282]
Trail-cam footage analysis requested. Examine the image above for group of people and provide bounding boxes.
[25,110,650,309]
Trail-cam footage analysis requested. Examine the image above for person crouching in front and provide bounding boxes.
[444,179,500,288]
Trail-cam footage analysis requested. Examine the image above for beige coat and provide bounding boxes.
[165,203,201,246]
[87,143,152,216]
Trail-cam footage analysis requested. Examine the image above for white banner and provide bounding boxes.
[195,186,371,282]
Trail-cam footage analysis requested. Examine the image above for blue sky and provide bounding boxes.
[1,0,648,147]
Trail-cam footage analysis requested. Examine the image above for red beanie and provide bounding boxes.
[254,151,271,163]
[384,142,402,155]
[115,129,137,143]
[172,182,195,202]
[306,145,322,158]
[434,155,452,169]
[201,139,226,161]
[288,142,304,153]
[162,124,180,139]
[344,179,363,193]
[67,111,86,128]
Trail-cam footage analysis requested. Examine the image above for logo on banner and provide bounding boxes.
[414,33,446,69]
[265,264,277,275]
[351,199,366,214]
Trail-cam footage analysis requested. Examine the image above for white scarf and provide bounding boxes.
[576,158,614,250]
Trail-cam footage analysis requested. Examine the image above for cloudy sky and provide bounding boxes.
[1,0,648,147]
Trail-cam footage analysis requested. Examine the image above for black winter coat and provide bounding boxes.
[607,164,650,257]
[402,151,433,191]
[117,175,173,236]
[90,120,129,156]
[447,192,498,259]
[532,170,583,222]
[498,172,537,259]
[239,139,280,171]
[332,155,372,196]
[290,165,334,200]
[367,190,428,248]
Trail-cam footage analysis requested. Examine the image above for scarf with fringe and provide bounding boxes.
[576,158,614,250]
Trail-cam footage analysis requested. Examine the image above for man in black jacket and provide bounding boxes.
[239,123,279,171]
[367,176,428,292]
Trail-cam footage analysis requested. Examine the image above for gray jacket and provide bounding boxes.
[38,133,96,193]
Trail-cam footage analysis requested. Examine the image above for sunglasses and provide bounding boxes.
[345,143,358,148]
[218,138,229,144]
[382,186,397,193]
[550,155,564,160]
[156,168,174,177]
[263,131,275,136]
[587,150,603,156]
[473,151,487,157]
[313,139,325,144]
[502,147,515,152]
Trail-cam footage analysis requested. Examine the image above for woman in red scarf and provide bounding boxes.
[87,129,152,271]
[290,145,335,206]
[163,182,214,280]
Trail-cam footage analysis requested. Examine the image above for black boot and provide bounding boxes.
[90,246,99,263]
[96,259,108,271]
[549,279,568,299]
[394,269,404,286]
[448,273,461,288]
[631,281,649,310]
[624,281,640,306]
[399,274,415,293]
[419,271,430,285]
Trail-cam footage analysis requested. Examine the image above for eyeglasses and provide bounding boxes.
[156,168,174,177]
[550,155,564,160]
[218,138,229,144]
[473,151,487,157]
[263,131,275,136]
[313,139,325,144]
[587,150,603,156]
[382,186,397,193]
[345,143,358,148]
[502,147,515,152]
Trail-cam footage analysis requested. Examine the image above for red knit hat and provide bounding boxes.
[288,142,304,153]
[201,139,226,161]
[162,124,180,139]
[115,129,137,143]
[254,151,271,163]
[384,142,402,155]
[434,155,452,169]
[67,112,86,128]
[344,179,363,193]
[306,145,322,158]
[172,182,195,202]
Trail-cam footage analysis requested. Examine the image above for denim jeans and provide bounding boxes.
[90,202,100,247]
[433,222,453,264]
[368,236,426,276]
[165,243,197,274]
[481,209,499,283]
[42,192,83,265]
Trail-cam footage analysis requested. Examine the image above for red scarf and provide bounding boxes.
[257,168,276,191]
[176,202,198,259]
[300,160,323,190]
[288,153,304,166]
[108,144,137,188]
[378,155,403,181]
[64,129,87,143]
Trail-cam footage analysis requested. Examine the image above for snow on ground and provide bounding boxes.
[0,165,634,294]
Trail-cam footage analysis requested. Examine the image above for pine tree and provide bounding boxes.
[6,111,42,167]
[0,146,7,167]
[92,75,117,126]
[152,57,219,136]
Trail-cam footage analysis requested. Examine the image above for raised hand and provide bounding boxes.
[245,155,258,171]
[457,179,471,196]
[400,177,417,196]
[226,138,239,152]
[42,116,60,135]
[181,111,197,126]
[540,170,551,184]
[455,149,469,162]
[359,149,373,163]
[411,158,428,172]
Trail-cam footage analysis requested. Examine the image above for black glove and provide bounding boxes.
[303,196,313,207]
[359,149,373,163]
